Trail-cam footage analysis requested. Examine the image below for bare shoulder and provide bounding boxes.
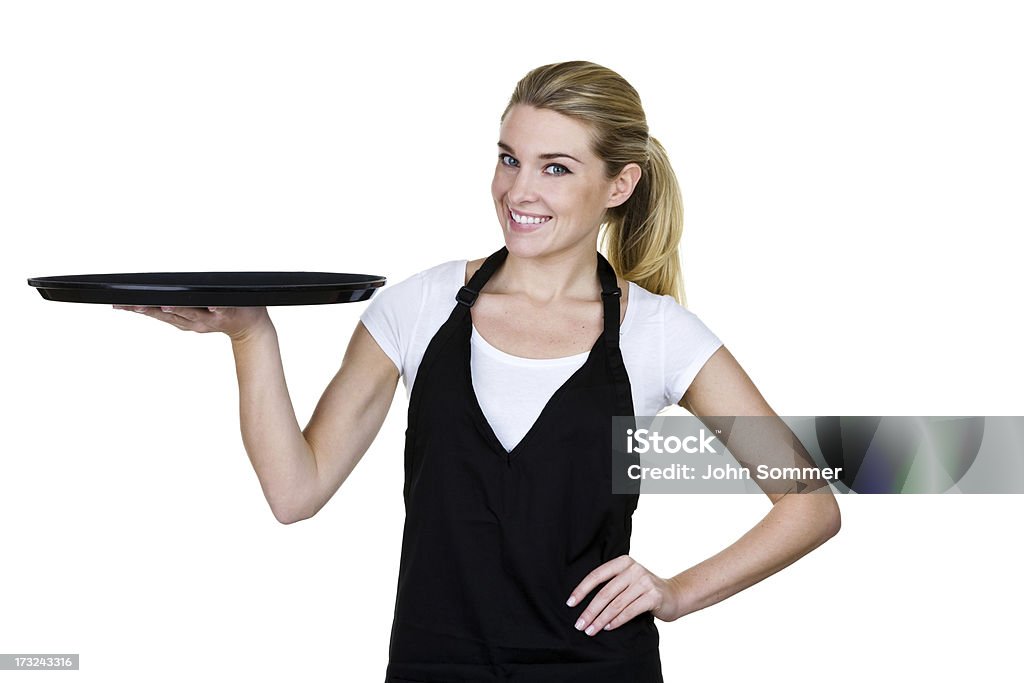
[465,257,486,286]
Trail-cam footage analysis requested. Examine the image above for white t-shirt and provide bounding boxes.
[359,259,723,452]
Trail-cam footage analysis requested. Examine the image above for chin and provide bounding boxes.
[504,232,569,263]
[503,231,542,255]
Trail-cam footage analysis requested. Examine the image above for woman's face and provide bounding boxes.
[491,104,632,259]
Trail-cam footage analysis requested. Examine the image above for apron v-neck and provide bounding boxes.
[386,245,663,682]
[466,329,603,462]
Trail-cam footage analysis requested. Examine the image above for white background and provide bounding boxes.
[2,1,1022,680]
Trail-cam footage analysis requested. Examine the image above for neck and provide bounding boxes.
[493,241,602,304]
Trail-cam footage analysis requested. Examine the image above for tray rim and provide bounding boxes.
[26,271,387,293]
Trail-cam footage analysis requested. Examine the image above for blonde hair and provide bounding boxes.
[502,60,687,305]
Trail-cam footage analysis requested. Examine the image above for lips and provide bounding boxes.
[508,205,552,226]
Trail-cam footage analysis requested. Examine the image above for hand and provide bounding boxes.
[566,555,682,636]
[113,304,273,343]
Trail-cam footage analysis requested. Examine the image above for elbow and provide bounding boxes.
[274,509,304,525]
[271,495,317,525]
[269,467,323,525]
[791,491,841,545]
[273,506,312,525]
[820,495,842,542]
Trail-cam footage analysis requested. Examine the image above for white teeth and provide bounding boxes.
[510,208,551,225]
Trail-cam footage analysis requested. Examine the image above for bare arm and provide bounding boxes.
[232,320,399,524]
[299,321,400,521]
[668,345,842,617]
[119,304,398,525]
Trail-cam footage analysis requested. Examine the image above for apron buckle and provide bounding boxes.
[455,285,479,307]
[601,286,622,298]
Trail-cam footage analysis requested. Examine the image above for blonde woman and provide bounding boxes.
[118,61,841,682]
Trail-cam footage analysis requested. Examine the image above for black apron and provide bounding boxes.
[385,246,663,682]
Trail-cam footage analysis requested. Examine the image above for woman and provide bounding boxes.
[116,61,841,682]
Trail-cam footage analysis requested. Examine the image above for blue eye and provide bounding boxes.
[497,154,571,176]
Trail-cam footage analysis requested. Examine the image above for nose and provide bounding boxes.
[507,167,539,206]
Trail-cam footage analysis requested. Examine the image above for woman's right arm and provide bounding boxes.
[291,320,400,522]
[118,305,399,524]
[232,319,399,524]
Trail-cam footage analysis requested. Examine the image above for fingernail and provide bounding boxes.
[604,623,611,630]
[161,307,172,312]
[585,625,596,636]
[574,618,585,630]
[566,596,576,607]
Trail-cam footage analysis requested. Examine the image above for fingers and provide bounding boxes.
[567,555,663,636]
[572,570,634,636]
[566,554,632,609]
[589,582,656,634]
[114,305,190,330]
[160,305,205,323]
[112,304,218,332]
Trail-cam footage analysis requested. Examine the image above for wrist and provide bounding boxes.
[666,574,695,620]
[230,319,276,347]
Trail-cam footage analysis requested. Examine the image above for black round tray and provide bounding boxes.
[27,271,387,307]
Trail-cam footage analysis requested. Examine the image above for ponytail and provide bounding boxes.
[599,135,686,306]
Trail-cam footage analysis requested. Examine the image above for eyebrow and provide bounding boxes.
[497,141,583,164]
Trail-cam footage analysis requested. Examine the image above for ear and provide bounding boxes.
[605,163,642,209]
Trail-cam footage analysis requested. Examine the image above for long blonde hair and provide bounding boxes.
[501,61,687,305]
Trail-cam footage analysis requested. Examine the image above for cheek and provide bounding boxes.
[581,187,610,218]
[491,172,509,199]
[552,189,589,219]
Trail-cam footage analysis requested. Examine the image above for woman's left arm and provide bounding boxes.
[567,345,841,636]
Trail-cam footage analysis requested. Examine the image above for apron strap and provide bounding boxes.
[595,251,622,346]
[456,246,509,308]
[595,251,633,418]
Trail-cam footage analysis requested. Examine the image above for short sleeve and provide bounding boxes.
[358,270,425,378]
[662,299,724,407]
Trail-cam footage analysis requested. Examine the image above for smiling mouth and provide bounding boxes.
[508,206,552,226]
